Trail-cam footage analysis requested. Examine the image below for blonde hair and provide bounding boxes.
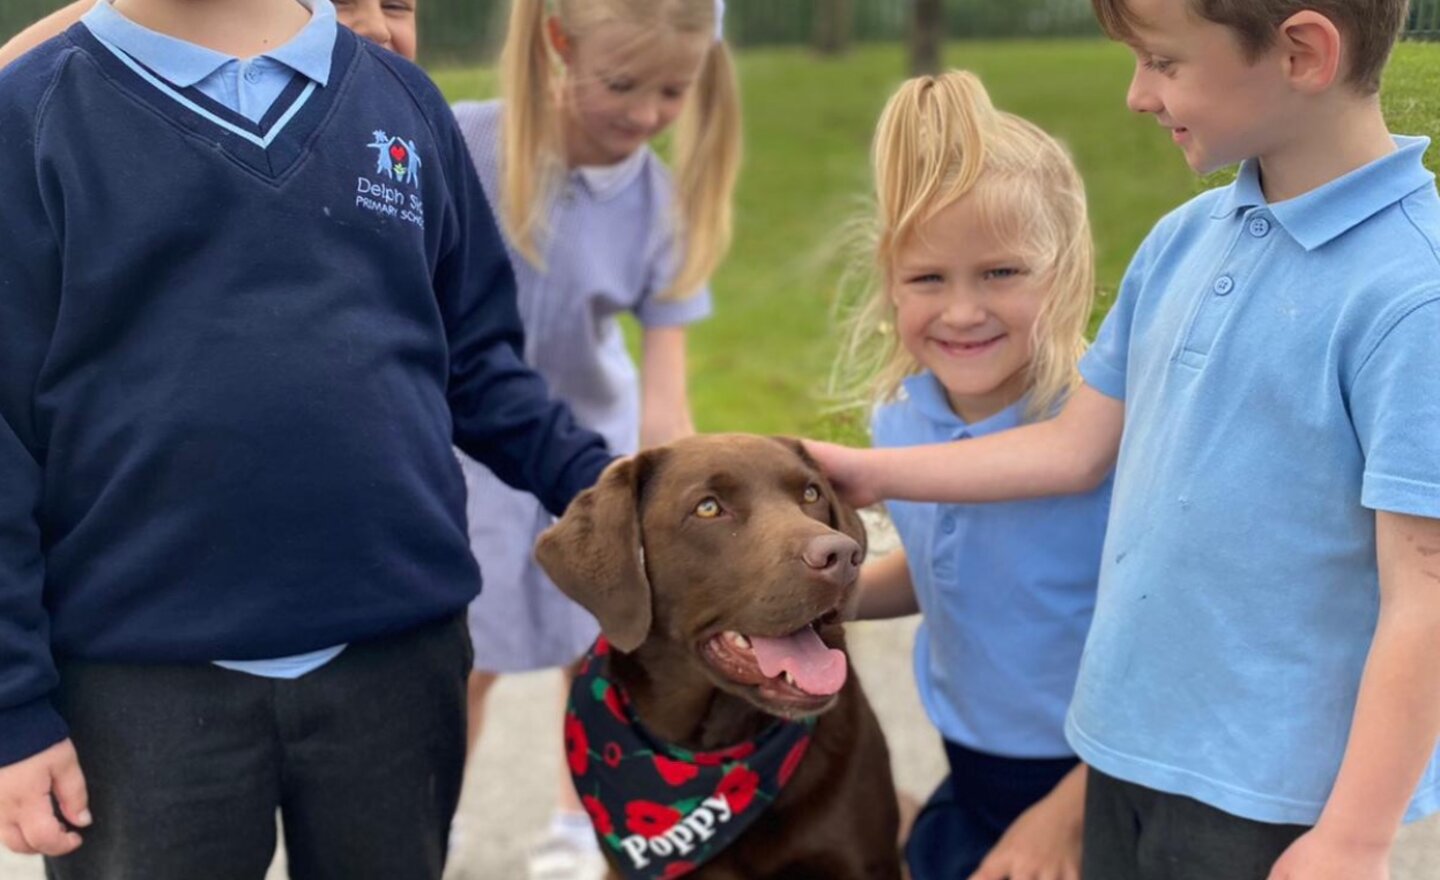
[499,0,742,300]
[833,70,1095,423]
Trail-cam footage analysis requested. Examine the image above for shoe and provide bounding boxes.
[525,829,608,880]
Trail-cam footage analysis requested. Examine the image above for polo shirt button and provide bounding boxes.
[1248,216,1271,238]
[941,515,957,535]
[1213,275,1235,296]
[243,65,261,83]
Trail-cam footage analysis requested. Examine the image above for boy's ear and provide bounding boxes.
[1276,11,1343,94]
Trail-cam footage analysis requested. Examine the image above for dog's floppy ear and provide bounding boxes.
[771,436,868,557]
[535,455,654,653]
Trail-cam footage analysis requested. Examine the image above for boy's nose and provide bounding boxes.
[1126,67,1162,115]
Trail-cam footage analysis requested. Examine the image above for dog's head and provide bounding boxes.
[536,434,867,719]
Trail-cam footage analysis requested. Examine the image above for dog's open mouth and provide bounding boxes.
[701,612,847,713]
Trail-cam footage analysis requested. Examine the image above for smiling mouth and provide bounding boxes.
[932,335,1004,356]
[700,610,847,713]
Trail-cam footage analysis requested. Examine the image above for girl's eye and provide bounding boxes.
[908,273,943,285]
[606,79,636,94]
[695,498,722,519]
[983,267,1025,281]
[802,485,821,504]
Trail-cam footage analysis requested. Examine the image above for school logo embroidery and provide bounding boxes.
[367,130,423,187]
[356,130,425,229]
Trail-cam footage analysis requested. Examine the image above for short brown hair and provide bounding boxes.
[1092,0,1410,93]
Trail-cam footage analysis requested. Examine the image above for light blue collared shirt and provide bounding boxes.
[81,0,336,124]
[81,0,344,679]
[1073,136,1440,825]
[873,374,1111,758]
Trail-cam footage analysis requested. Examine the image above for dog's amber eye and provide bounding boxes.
[695,498,722,518]
[803,484,821,504]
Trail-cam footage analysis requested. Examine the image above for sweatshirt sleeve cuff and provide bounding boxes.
[0,696,69,767]
[553,450,619,518]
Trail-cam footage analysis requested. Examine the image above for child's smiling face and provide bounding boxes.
[889,195,1047,425]
[1120,0,1295,174]
[334,0,418,61]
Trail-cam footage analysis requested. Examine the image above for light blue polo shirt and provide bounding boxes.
[874,373,1111,758]
[81,0,336,125]
[1071,136,1440,825]
[82,0,344,680]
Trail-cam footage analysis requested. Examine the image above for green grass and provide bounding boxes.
[433,40,1440,444]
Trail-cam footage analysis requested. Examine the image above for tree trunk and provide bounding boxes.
[812,0,852,56]
[909,0,944,75]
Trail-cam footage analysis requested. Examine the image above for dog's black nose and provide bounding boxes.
[802,533,862,584]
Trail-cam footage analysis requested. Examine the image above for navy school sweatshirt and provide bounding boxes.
[0,26,612,764]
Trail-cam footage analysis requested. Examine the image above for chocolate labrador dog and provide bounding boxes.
[536,434,901,880]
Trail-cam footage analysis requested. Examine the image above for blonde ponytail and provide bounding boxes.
[665,39,742,301]
[498,0,562,266]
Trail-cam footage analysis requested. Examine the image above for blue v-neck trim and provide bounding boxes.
[65,24,356,180]
[89,32,318,148]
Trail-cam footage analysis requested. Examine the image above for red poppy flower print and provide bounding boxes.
[604,742,624,768]
[694,741,756,767]
[594,637,611,656]
[716,764,761,814]
[653,755,700,787]
[564,713,589,777]
[625,800,682,837]
[779,736,810,787]
[581,795,613,836]
[603,684,628,724]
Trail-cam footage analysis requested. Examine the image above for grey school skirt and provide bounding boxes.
[458,453,600,673]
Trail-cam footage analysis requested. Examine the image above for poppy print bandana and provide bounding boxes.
[566,638,817,879]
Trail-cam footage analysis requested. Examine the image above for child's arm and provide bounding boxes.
[851,549,920,620]
[417,79,612,515]
[808,383,1124,508]
[639,326,695,448]
[1267,510,1440,880]
[970,764,1086,880]
[0,1,88,70]
[0,53,91,857]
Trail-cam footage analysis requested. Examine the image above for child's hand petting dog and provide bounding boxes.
[802,440,883,509]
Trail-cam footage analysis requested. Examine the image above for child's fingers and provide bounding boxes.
[17,803,80,857]
[0,823,36,855]
[50,754,91,828]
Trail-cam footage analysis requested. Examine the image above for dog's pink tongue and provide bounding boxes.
[750,628,847,696]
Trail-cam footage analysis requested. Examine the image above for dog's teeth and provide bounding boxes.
[783,671,796,686]
[727,632,751,650]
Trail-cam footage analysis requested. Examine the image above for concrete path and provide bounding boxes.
[3,516,1437,878]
